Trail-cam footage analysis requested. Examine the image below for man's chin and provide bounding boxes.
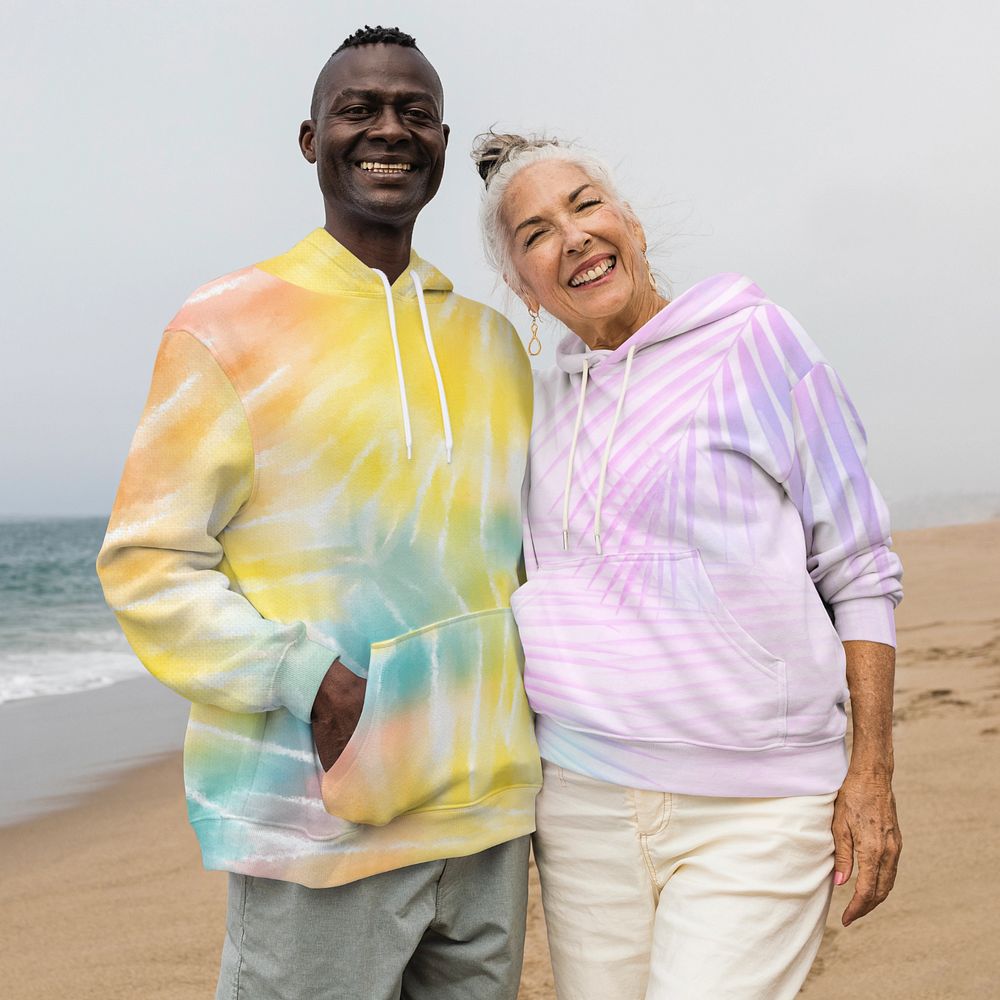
[351,192,431,228]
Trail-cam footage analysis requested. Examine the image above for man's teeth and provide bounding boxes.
[569,257,616,287]
[359,161,412,173]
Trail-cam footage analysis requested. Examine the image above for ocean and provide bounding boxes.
[0,517,144,706]
[2,496,998,709]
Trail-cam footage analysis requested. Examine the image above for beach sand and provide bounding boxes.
[0,674,188,826]
[2,521,998,998]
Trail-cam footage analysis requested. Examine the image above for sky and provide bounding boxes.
[2,0,998,522]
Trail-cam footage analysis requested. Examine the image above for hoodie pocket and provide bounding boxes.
[320,608,540,826]
[511,551,787,750]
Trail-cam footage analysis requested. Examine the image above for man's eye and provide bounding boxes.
[342,105,372,116]
[404,108,435,121]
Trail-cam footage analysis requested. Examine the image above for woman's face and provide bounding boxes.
[502,159,648,335]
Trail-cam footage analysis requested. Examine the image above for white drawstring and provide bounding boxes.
[561,360,590,550]
[410,270,453,464]
[372,268,413,460]
[593,345,636,555]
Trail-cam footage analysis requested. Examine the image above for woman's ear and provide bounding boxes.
[518,291,541,314]
[504,272,539,314]
[623,204,647,253]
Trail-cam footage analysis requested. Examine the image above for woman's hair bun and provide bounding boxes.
[471,131,560,188]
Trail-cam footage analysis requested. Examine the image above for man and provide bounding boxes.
[97,25,540,1000]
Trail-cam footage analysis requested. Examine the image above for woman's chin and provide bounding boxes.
[558,287,635,330]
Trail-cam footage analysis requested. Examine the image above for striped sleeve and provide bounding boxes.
[784,360,903,645]
[96,329,337,721]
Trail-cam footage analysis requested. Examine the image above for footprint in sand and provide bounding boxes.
[895,687,974,722]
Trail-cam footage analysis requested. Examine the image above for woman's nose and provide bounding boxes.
[564,227,593,255]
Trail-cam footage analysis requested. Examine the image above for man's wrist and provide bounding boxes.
[277,638,344,724]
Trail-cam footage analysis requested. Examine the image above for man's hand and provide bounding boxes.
[311,659,367,772]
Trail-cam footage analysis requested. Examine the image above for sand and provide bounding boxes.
[2,520,998,999]
[0,674,188,826]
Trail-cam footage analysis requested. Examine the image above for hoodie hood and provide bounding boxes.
[259,228,456,462]
[550,273,769,554]
[556,273,767,374]
[257,227,454,298]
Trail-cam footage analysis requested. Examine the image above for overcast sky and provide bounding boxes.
[2,0,997,520]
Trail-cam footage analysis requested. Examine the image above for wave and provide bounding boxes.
[0,650,147,706]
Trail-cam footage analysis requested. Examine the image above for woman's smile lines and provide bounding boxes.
[569,256,616,287]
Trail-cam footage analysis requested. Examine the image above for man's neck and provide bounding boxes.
[323,212,414,286]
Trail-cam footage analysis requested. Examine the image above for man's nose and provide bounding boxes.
[368,106,409,143]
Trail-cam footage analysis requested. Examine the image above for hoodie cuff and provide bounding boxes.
[274,634,340,723]
[832,595,897,648]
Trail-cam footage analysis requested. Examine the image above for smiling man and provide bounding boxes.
[97,25,540,1000]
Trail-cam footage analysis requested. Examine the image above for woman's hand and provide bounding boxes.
[832,769,902,925]
[834,639,901,926]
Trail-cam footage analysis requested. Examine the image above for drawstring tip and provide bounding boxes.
[594,533,603,555]
[561,530,569,551]
[445,445,453,465]
[406,444,413,460]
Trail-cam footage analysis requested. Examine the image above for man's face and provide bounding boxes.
[300,44,449,229]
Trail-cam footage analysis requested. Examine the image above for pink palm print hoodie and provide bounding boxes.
[512,273,903,797]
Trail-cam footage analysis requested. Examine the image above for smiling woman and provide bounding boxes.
[502,160,667,350]
[472,131,904,1000]
[474,136,666,351]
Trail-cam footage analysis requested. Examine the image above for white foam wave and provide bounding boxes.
[0,650,147,706]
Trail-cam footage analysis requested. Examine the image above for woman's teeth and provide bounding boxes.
[359,162,412,173]
[569,257,616,287]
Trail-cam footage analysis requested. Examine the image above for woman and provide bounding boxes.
[472,133,903,1000]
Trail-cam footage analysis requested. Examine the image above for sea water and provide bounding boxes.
[0,517,143,705]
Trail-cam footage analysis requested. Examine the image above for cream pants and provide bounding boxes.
[533,761,836,1000]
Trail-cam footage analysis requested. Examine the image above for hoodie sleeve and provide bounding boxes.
[96,328,337,722]
[783,360,903,646]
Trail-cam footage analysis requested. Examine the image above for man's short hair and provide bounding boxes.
[334,25,420,54]
[310,25,423,120]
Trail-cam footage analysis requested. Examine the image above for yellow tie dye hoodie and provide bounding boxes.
[97,229,541,888]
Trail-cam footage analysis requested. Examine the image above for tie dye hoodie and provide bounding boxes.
[514,273,902,797]
[97,229,540,888]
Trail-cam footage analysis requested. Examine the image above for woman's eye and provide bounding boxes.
[576,199,602,212]
[524,229,546,248]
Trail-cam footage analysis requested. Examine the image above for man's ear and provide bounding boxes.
[299,120,317,164]
[442,122,451,148]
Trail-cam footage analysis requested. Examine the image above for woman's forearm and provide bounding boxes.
[843,639,896,776]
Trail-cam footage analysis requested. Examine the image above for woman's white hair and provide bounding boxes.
[471,133,634,296]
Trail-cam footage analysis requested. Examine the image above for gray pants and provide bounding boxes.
[215,836,530,1000]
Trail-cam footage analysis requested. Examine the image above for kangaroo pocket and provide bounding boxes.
[320,608,540,827]
[511,551,787,751]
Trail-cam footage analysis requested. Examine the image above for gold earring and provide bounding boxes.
[528,309,542,356]
[643,251,657,291]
